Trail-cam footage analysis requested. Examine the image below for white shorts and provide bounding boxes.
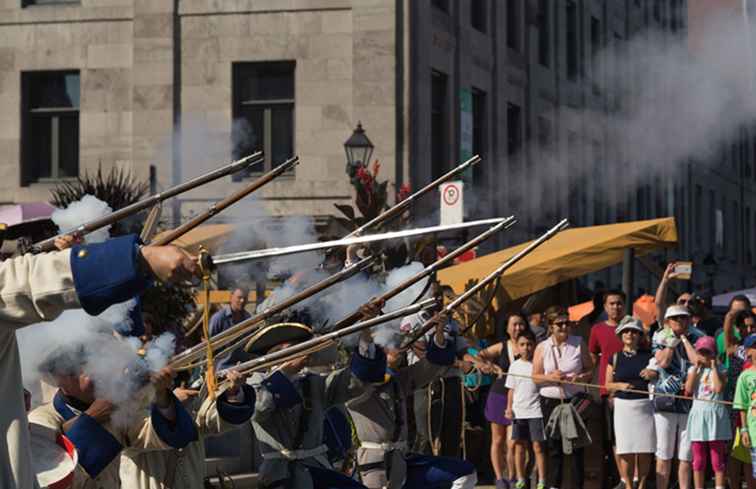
[654,411,692,461]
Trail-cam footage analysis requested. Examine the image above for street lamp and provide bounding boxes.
[344,121,374,167]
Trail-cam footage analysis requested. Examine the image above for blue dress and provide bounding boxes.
[686,366,732,441]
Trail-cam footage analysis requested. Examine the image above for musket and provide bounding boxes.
[345,155,481,238]
[223,298,438,378]
[32,152,263,253]
[168,255,375,370]
[402,218,570,349]
[323,216,518,334]
[151,155,299,246]
[211,218,504,265]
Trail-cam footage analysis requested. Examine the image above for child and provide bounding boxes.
[505,330,546,489]
[685,336,731,489]
[734,334,756,482]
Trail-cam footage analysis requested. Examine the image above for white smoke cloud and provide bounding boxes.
[51,195,113,244]
[18,300,176,426]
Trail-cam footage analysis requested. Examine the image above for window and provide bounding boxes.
[507,103,522,210]
[431,70,448,180]
[566,1,579,81]
[747,207,752,264]
[590,17,601,80]
[592,141,603,224]
[506,103,522,156]
[432,0,449,13]
[232,61,295,177]
[472,88,486,183]
[22,0,79,6]
[537,0,550,66]
[21,71,80,184]
[695,185,703,244]
[506,0,520,51]
[670,0,679,33]
[471,0,487,33]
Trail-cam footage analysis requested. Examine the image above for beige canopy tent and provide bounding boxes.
[438,217,678,302]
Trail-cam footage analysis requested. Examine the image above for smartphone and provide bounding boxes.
[672,261,692,280]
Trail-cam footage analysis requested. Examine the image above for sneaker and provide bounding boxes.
[495,479,510,489]
[536,483,546,489]
[514,481,527,489]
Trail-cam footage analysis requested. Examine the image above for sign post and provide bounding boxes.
[440,181,464,225]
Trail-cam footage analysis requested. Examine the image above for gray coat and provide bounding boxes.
[251,347,384,489]
[346,340,454,489]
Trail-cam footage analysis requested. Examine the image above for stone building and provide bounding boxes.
[0,0,753,296]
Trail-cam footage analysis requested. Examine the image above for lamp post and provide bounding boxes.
[344,121,374,168]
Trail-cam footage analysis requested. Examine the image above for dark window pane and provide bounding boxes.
[471,0,487,33]
[431,71,448,180]
[30,72,79,109]
[30,115,52,181]
[537,0,550,66]
[567,2,579,80]
[506,0,520,50]
[235,107,264,159]
[472,89,486,184]
[506,103,521,156]
[238,62,294,101]
[432,0,449,13]
[58,113,79,178]
[271,105,294,165]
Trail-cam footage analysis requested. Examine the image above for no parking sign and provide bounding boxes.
[439,180,463,225]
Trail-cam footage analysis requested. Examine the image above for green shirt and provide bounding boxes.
[733,369,756,440]
[717,329,742,369]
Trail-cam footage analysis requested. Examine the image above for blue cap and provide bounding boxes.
[744,334,756,349]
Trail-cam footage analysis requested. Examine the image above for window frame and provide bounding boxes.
[231,61,296,178]
[22,0,80,7]
[21,69,80,186]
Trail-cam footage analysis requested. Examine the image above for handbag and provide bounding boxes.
[551,340,594,421]
[651,346,689,413]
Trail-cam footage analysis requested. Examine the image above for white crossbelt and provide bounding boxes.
[360,441,408,451]
[262,444,329,461]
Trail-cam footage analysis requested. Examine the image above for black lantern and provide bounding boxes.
[344,121,374,167]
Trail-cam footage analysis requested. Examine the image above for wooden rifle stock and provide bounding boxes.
[152,155,299,246]
[32,152,262,253]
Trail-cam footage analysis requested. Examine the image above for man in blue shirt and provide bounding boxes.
[209,287,252,370]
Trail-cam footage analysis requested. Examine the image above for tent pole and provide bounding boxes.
[623,248,635,303]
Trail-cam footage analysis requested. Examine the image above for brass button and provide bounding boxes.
[77,249,88,258]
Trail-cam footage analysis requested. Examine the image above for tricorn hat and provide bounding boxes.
[244,322,314,356]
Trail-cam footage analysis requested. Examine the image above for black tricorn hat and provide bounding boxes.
[244,322,314,356]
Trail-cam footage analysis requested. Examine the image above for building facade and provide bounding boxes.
[0,0,753,296]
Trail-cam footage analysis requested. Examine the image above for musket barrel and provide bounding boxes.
[33,152,263,253]
[345,155,481,238]
[152,155,299,246]
[325,215,517,333]
[211,217,505,265]
[225,298,437,377]
[403,218,570,348]
[168,254,375,369]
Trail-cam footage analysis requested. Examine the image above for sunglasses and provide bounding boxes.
[677,299,692,305]
[553,321,570,327]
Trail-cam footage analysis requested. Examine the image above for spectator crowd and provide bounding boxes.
[458,263,756,489]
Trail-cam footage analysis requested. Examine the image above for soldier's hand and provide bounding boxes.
[359,300,384,320]
[54,234,81,251]
[280,356,307,376]
[140,245,198,284]
[85,399,115,423]
[173,387,200,403]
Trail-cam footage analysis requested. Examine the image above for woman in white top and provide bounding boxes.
[532,306,593,489]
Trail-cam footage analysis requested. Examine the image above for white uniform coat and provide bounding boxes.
[29,393,183,489]
[119,386,253,489]
[0,250,81,489]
